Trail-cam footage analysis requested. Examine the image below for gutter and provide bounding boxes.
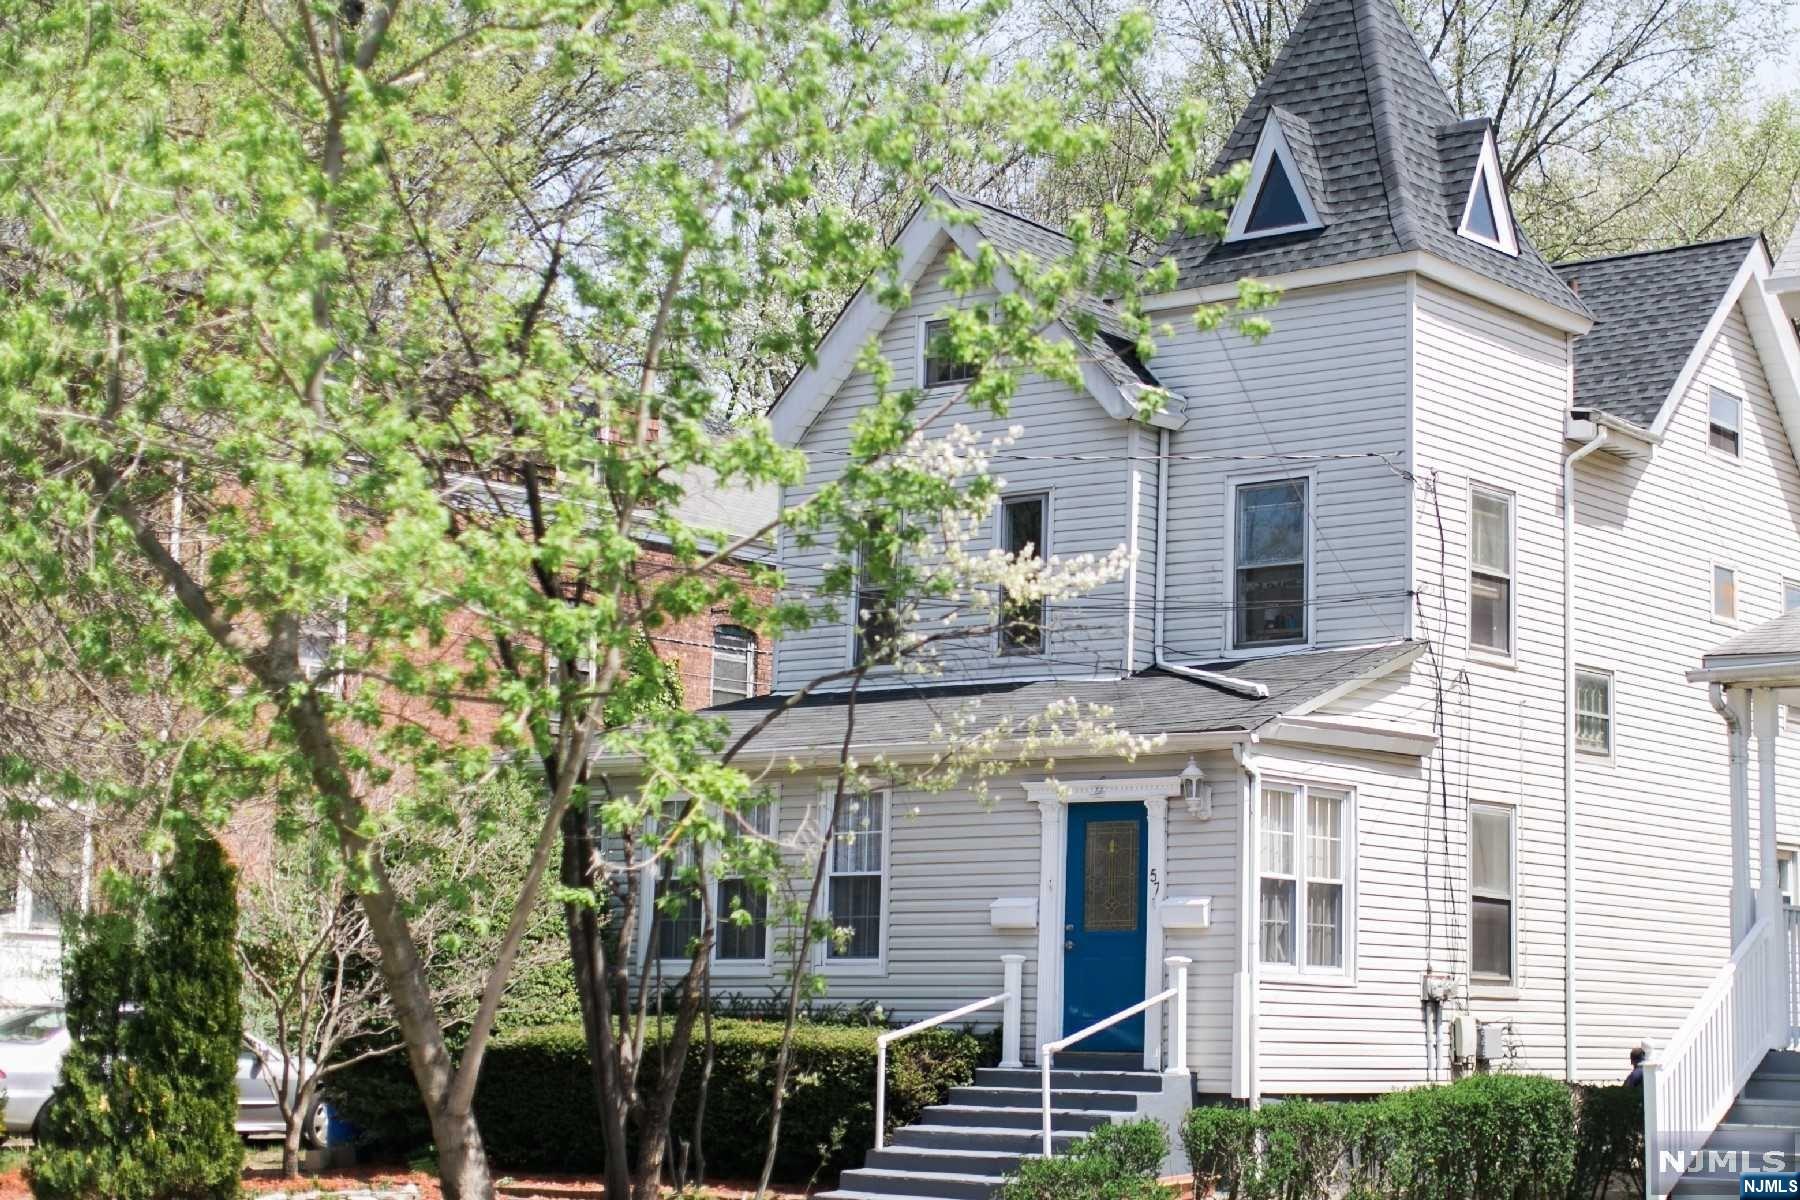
[1562,423,1609,1081]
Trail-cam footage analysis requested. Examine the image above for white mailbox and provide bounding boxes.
[988,897,1038,932]
[1158,896,1212,930]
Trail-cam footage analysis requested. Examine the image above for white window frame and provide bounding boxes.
[817,787,889,975]
[1224,118,1323,243]
[712,798,780,972]
[1708,388,1743,459]
[1455,131,1520,257]
[1712,562,1738,624]
[1256,778,1356,982]
[709,624,757,706]
[846,537,902,669]
[1779,847,1799,909]
[650,799,781,973]
[995,491,1051,657]
[917,315,979,392]
[1224,469,1315,656]
[1468,483,1516,662]
[1784,579,1800,612]
[1574,666,1615,760]
[1470,801,1519,989]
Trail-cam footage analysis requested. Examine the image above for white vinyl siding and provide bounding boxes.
[776,244,1136,689]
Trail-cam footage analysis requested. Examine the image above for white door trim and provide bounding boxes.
[1024,777,1180,1070]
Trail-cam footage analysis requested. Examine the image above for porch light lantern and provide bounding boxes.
[1179,757,1209,820]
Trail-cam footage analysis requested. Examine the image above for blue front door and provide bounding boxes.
[1062,802,1148,1052]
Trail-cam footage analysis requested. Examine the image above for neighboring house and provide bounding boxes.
[596,0,1800,1188]
[0,463,777,1010]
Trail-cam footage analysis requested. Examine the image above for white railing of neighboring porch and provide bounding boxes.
[1038,956,1190,1158]
[1786,905,1800,1042]
[1644,913,1787,1199]
[874,954,1024,1150]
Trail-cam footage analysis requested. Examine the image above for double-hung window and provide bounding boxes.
[1470,804,1516,983]
[654,803,705,961]
[853,519,902,667]
[1258,782,1350,973]
[1575,668,1614,756]
[1233,478,1308,648]
[922,319,979,390]
[1469,487,1514,655]
[999,495,1047,655]
[711,625,756,705]
[716,801,774,963]
[826,792,886,963]
[1710,389,1742,457]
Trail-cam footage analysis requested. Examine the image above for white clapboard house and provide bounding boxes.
[599,0,1800,1192]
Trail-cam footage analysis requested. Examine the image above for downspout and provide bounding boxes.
[1232,739,1261,1106]
[1563,425,1608,1082]
[1708,683,1752,943]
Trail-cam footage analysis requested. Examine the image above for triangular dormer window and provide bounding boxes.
[1457,131,1519,256]
[1225,115,1323,242]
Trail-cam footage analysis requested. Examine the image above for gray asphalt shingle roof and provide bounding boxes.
[1705,607,1800,661]
[693,642,1422,755]
[1156,0,1586,321]
[1552,236,1757,428]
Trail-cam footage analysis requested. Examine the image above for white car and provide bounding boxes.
[0,1006,331,1146]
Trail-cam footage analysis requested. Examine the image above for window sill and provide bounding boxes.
[1225,640,1312,660]
[1469,982,1520,1001]
[1469,647,1517,670]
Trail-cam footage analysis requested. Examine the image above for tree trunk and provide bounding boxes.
[430,1101,495,1200]
[282,1119,303,1179]
[563,801,634,1200]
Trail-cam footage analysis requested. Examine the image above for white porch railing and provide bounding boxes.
[1038,956,1190,1158]
[874,954,1024,1150]
[1786,905,1800,1042]
[1644,913,1787,1199]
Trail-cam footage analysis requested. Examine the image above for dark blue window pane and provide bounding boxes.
[1465,171,1500,241]
[1246,159,1307,232]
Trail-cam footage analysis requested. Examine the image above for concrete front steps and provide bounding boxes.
[1669,1050,1800,1196]
[817,1053,1171,1200]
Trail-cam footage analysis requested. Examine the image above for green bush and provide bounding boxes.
[1567,1085,1643,1200]
[1184,1100,1356,1200]
[998,1119,1174,1200]
[1182,1073,1576,1200]
[330,1017,992,1183]
[30,836,244,1200]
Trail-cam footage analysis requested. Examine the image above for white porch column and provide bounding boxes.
[1143,795,1169,1072]
[1031,792,1066,1061]
[1756,688,1780,931]
[1000,954,1025,1070]
[1724,686,1754,943]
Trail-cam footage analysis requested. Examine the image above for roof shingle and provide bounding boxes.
[1156,0,1585,320]
[1552,236,1757,428]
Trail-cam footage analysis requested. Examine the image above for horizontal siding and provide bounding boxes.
[774,244,1135,692]
[1570,301,1800,1079]
[1147,278,1413,659]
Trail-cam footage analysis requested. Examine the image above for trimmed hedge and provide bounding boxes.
[998,1119,1174,1200]
[330,1018,992,1183]
[1184,1073,1577,1200]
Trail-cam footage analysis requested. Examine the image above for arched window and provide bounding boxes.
[710,625,756,706]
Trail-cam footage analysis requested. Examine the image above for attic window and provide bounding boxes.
[1225,117,1322,243]
[922,318,979,390]
[1456,132,1519,256]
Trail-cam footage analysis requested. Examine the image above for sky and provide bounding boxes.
[1751,0,1800,100]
